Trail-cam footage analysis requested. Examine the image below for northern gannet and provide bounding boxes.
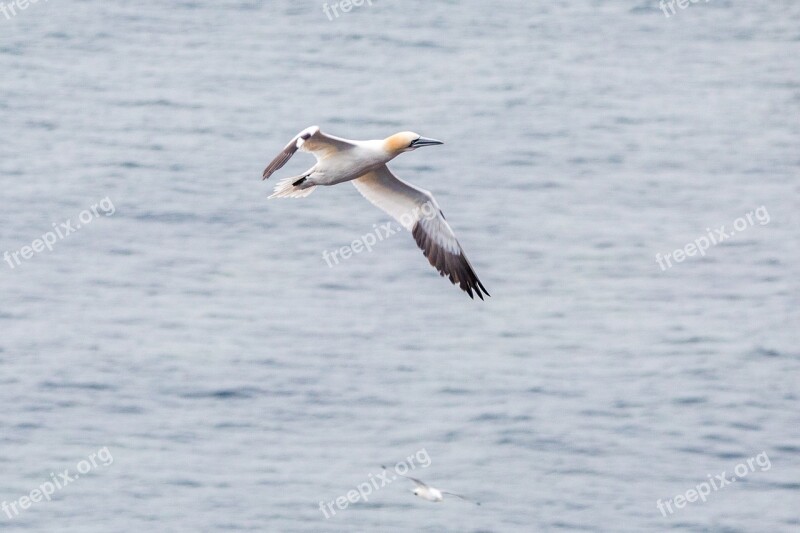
[262,126,489,300]
[381,466,480,505]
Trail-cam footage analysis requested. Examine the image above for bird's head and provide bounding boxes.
[412,488,420,496]
[383,131,443,156]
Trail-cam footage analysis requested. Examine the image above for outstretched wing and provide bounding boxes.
[442,491,481,505]
[352,165,489,300]
[262,125,353,180]
[382,466,428,488]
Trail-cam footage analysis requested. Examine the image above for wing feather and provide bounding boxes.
[262,126,353,180]
[382,466,428,488]
[441,491,480,505]
[352,166,489,299]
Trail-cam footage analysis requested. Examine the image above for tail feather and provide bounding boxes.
[268,176,316,199]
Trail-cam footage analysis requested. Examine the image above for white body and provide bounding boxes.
[377,466,479,505]
[414,485,444,502]
[261,126,490,300]
[309,139,390,186]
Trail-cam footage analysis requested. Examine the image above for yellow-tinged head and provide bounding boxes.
[383,131,444,155]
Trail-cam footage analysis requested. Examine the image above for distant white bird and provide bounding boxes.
[381,466,480,505]
[262,126,489,299]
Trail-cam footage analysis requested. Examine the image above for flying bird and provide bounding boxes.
[381,466,480,505]
[262,126,489,299]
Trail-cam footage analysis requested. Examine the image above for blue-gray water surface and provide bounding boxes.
[1,1,798,531]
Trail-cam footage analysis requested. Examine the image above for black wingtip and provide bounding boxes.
[410,221,490,301]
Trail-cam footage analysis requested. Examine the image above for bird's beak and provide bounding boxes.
[411,137,444,148]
